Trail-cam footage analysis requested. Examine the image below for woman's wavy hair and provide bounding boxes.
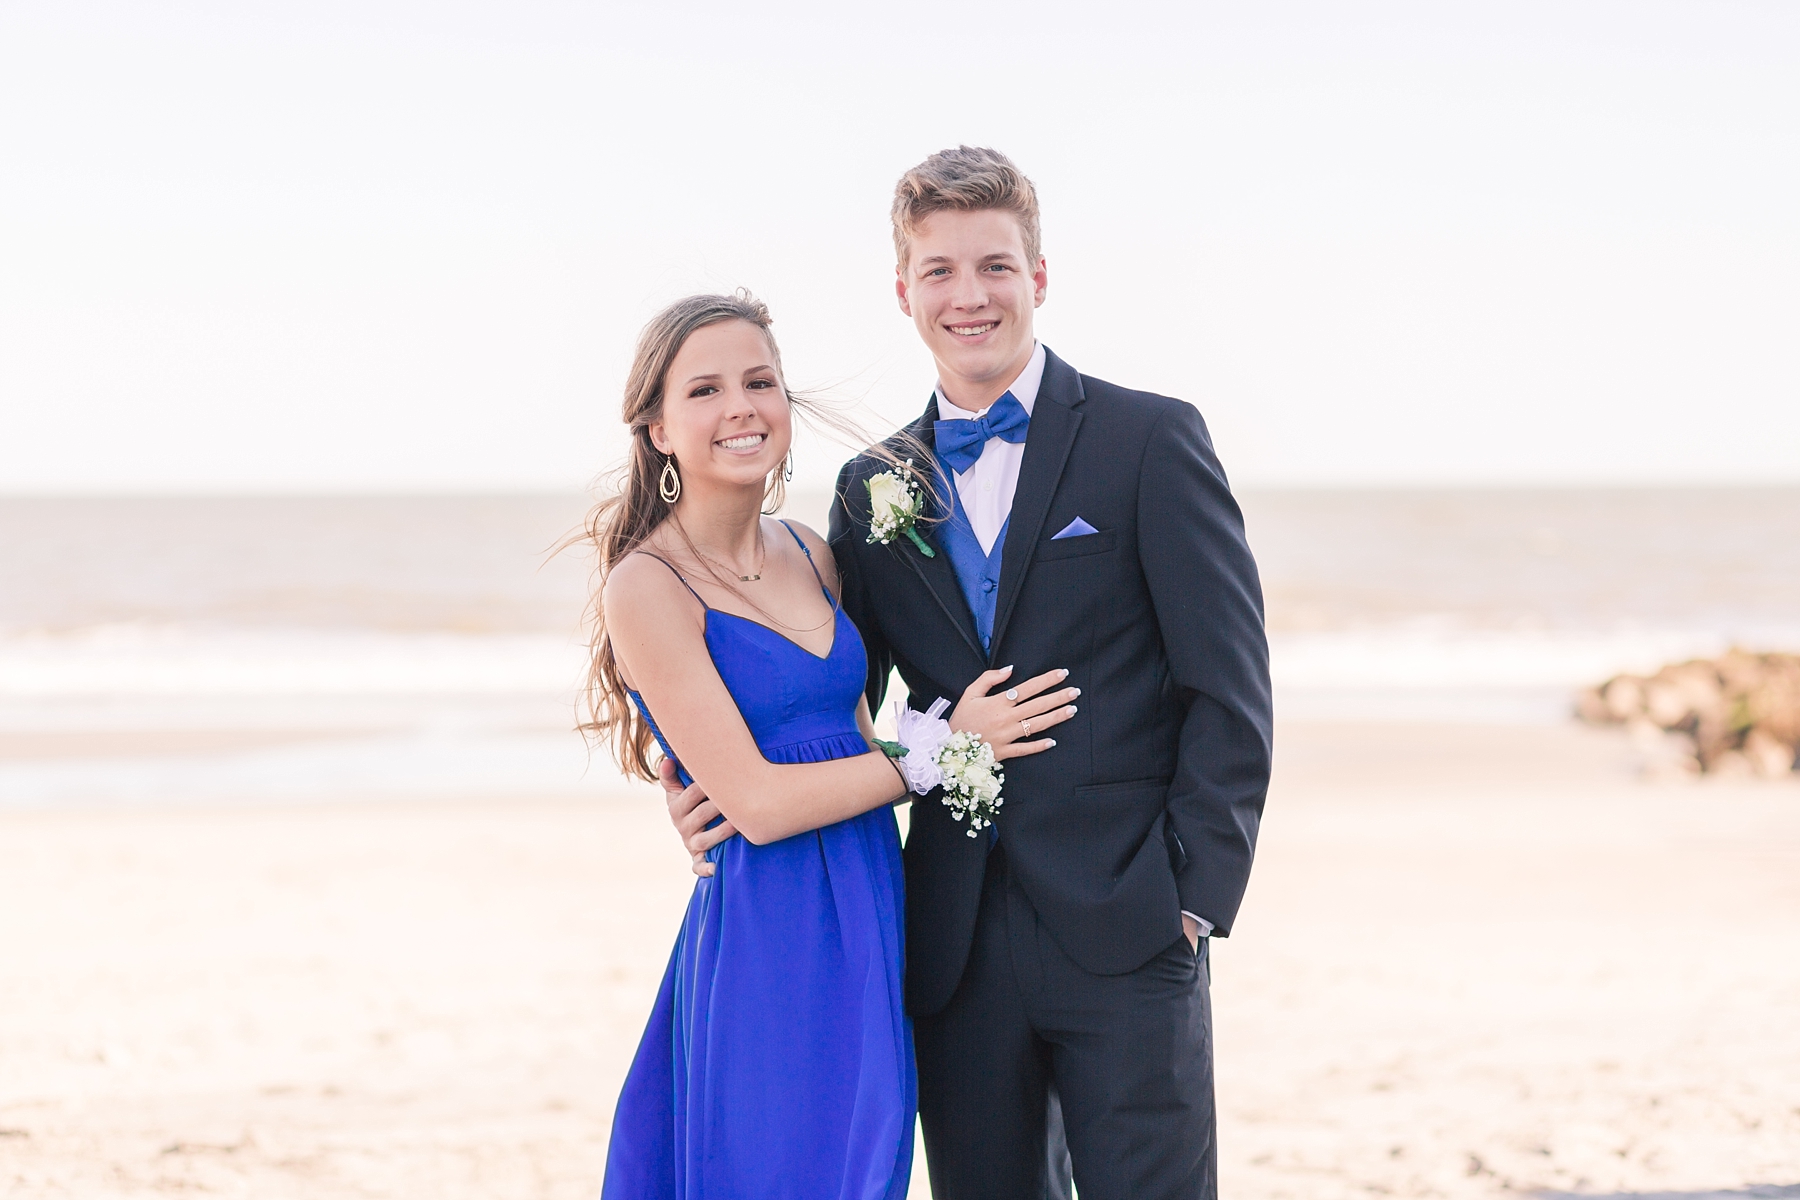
[573,290,935,781]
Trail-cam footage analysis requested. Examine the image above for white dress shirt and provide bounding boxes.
[934,342,1213,941]
[934,342,1046,557]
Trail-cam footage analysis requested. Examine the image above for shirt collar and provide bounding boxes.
[935,341,1046,421]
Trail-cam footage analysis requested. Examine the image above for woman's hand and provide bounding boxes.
[948,665,1078,761]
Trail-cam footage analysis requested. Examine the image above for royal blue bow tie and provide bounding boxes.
[934,391,1030,476]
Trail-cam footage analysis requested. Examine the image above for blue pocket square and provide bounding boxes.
[1051,516,1099,540]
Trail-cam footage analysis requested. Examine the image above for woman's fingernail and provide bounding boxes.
[1068,704,1078,714]
[1047,739,1057,747]
[1071,687,1082,697]
[1061,668,1070,678]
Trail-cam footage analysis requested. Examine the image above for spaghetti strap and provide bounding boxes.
[779,520,832,601]
[635,552,708,609]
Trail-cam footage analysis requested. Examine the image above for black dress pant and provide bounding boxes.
[914,844,1216,1200]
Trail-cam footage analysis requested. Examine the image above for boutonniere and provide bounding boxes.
[865,460,936,558]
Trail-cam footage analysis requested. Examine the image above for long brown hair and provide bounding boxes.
[575,290,936,781]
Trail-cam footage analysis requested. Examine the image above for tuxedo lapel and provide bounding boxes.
[988,350,1086,662]
[888,403,985,660]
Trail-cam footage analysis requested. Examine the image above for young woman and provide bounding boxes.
[585,292,1077,1199]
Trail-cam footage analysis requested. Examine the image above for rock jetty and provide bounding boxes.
[1576,650,1800,779]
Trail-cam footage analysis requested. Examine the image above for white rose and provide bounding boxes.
[868,472,906,516]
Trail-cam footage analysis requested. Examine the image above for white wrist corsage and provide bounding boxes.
[875,697,1005,838]
[866,461,936,558]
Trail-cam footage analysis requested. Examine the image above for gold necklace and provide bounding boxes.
[694,536,836,636]
[696,537,765,582]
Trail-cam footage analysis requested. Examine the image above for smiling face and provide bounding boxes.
[896,207,1047,410]
[647,319,791,497]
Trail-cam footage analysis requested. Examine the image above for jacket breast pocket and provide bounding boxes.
[1032,529,1118,563]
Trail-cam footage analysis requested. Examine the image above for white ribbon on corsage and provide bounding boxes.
[893,696,954,796]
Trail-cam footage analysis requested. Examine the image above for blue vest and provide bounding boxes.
[940,484,1007,654]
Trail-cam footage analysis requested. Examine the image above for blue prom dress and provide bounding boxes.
[602,524,915,1200]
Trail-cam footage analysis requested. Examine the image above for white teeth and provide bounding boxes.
[951,323,996,337]
[718,434,765,450]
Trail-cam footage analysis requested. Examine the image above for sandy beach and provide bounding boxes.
[2,719,1796,1199]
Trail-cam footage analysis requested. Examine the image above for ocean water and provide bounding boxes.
[0,496,596,808]
[2,489,1796,807]
[1243,487,1800,721]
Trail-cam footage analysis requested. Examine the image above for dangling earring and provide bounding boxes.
[659,456,681,504]
[783,450,794,483]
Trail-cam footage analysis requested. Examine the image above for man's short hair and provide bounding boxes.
[891,146,1042,271]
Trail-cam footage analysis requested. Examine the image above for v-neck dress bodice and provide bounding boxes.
[633,601,871,774]
[602,527,914,1200]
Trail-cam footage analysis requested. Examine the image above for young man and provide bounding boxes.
[669,146,1271,1199]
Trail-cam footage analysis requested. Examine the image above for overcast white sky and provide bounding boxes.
[1,0,1795,493]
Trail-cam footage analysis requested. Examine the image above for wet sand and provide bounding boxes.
[1,720,1797,1199]
[0,729,398,762]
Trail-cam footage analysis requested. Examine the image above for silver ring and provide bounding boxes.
[1006,688,1019,700]
[1021,718,1032,735]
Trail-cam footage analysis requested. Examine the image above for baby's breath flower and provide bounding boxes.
[937,731,1004,837]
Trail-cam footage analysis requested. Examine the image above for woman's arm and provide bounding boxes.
[856,694,878,744]
[606,554,906,846]
[852,695,919,812]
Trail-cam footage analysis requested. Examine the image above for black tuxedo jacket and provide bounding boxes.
[828,348,1272,1017]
